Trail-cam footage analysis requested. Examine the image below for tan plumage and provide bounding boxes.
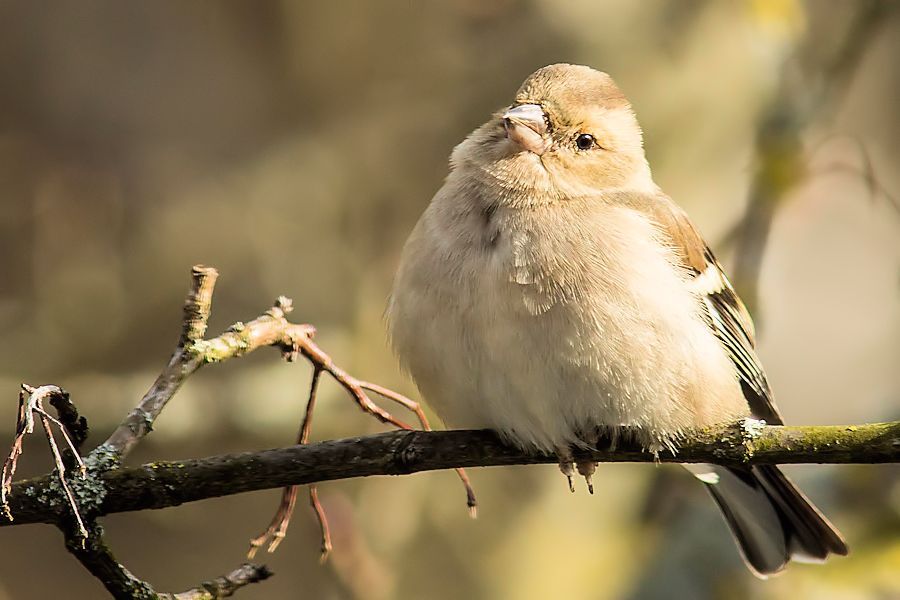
[387,63,847,576]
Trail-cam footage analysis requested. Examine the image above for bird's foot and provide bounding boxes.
[576,460,597,494]
[555,446,576,493]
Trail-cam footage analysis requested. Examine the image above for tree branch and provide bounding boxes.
[1,265,479,597]
[3,421,896,528]
[3,265,895,598]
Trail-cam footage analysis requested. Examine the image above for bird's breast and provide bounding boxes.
[388,192,746,452]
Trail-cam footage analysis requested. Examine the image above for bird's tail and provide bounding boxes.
[697,464,848,577]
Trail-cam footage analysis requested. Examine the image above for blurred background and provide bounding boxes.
[0,1,898,598]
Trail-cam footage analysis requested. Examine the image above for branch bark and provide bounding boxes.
[3,421,897,528]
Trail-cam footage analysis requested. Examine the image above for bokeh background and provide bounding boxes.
[1,1,898,598]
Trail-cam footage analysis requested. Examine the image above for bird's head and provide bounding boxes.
[453,64,654,200]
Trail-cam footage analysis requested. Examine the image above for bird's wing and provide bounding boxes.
[634,193,783,424]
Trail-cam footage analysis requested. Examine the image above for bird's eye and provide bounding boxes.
[575,133,595,150]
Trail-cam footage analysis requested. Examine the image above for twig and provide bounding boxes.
[64,520,158,599]
[1,384,87,539]
[63,519,271,600]
[219,297,477,555]
[101,270,431,455]
[360,381,477,516]
[1,392,27,517]
[47,387,90,451]
[304,370,333,561]
[292,333,414,431]
[308,486,331,563]
[166,563,272,600]
[103,266,219,458]
[247,366,330,560]
[3,422,897,527]
[37,408,88,541]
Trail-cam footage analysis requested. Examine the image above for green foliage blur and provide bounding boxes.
[0,1,898,599]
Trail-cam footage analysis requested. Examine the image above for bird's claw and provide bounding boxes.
[556,447,577,493]
[576,460,597,495]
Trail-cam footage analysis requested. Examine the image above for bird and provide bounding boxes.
[386,63,848,577]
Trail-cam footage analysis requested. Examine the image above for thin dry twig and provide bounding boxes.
[289,323,415,431]
[308,486,331,563]
[167,563,273,600]
[360,381,478,516]
[241,297,477,557]
[304,370,333,561]
[1,395,28,515]
[248,366,330,560]
[1,384,87,539]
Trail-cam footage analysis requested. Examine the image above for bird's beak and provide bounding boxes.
[503,104,549,155]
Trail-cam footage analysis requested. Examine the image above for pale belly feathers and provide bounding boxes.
[387,190,747,453]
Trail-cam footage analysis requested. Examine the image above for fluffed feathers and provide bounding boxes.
[387,63,847,577]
